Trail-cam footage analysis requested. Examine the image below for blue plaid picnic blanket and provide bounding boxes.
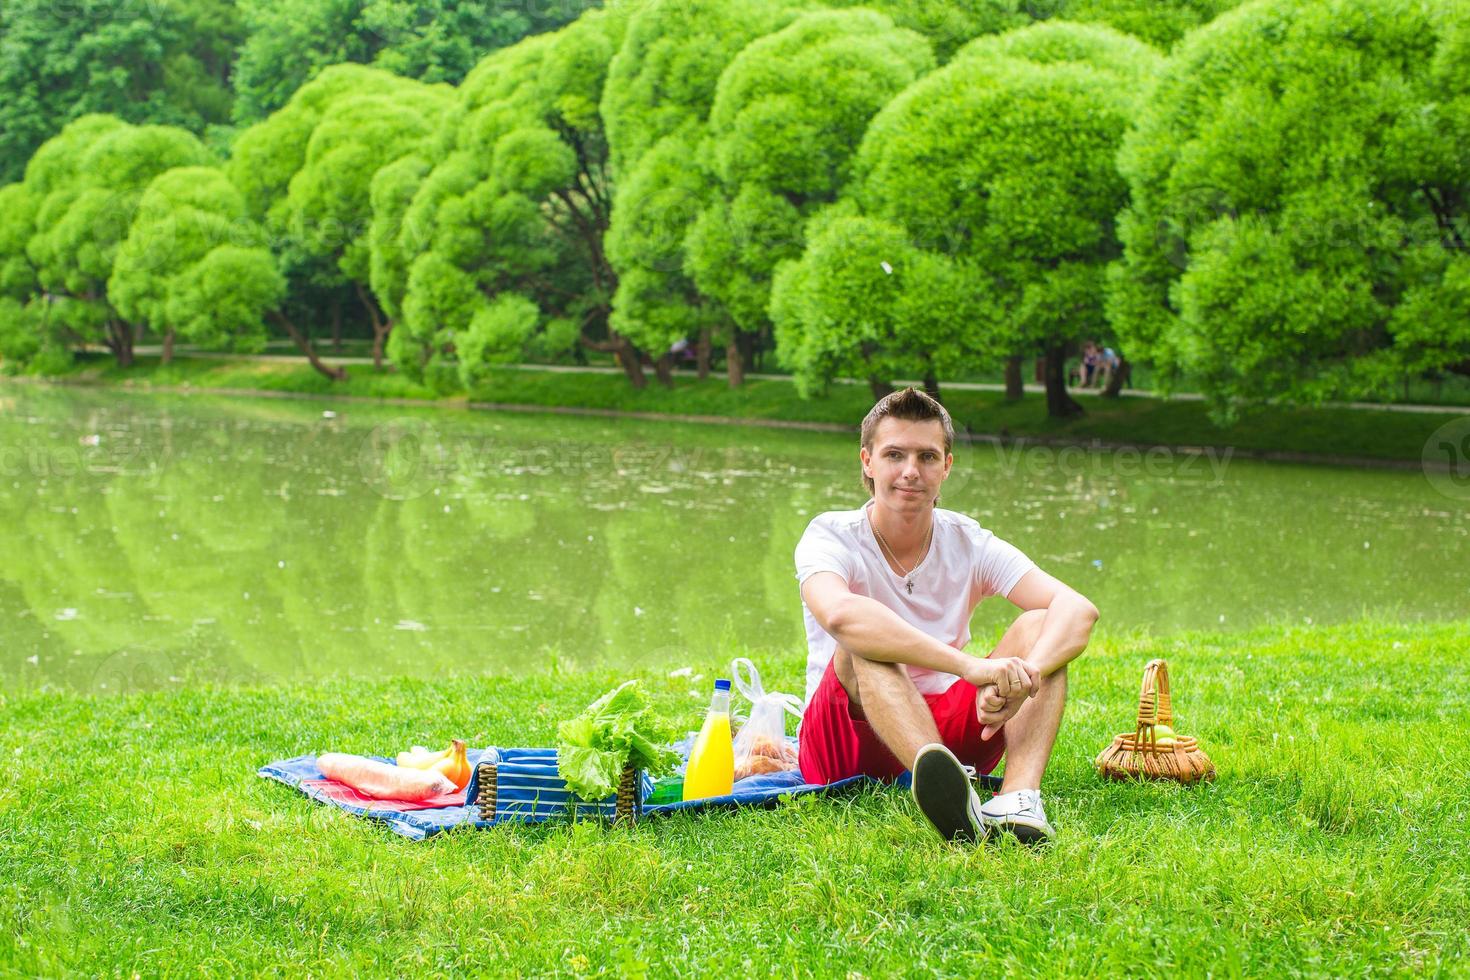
[258,738,877,841]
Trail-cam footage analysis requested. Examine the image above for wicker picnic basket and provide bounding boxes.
[473,754,643,824]
[1095,659,1215,784]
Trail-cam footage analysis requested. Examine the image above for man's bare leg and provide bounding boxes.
[982,609,1068,793]
[996,666,1066,793]
[832,646,940,770]
[833,608,1070,781]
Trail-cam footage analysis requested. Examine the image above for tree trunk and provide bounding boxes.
[330,294,343,353]
[1043,343,1085,418]
[1102,357,1131,398]
[922,369,943,404]
[696,325,711,381]
[1034,356,1046,384]
[272,311,346,381]
[109,320,133,367]
[613,338,648,388]
[578,324,647,388]
[726,336,745,388]
[738,329,757,378]
[1004,355,1024,401]
[371,320,392,371]
[355,283,390,371]
[162,329,175,365]
[868,375,894,402]
[653,353,675,388]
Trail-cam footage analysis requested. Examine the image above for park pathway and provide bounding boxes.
[123,344,1470,416]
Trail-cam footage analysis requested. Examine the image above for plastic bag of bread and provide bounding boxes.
[318,752,457,801]
[731,658,802,781]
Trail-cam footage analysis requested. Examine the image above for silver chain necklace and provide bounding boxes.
[871,521,932,595]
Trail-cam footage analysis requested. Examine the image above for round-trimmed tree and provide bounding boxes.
[110,167,274,360]
[600,0,799,386]
[821,21,1161,415]
[21,116,213,366]
[386,8,634,392]
[1108,0,1470,418]
[686,9,934,387]
[770,206,978,400]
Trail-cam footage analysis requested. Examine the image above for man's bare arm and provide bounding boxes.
[1001,568,1100,676]
[802,572,1035,697]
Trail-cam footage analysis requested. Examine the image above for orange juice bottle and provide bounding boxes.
[682,679,734,801]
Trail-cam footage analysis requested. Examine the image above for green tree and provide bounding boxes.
[770,206,978,401]
[843,21,1160,416]
[826,0,1024,61]
[229,65,385,230]
[0,0,241,184]
[602,134,714,386]
[109,167,274,361]
[599,0,811,387]
[0,183,39,303]
[686,9,934,388]
[366,154,433,336]
[231,0,596,125]
[1026,0,1242,49]
[110,163,336,378]
[600,0,798,386]
[280,76,454,367]
[229,65,447,373]
[0,181,44,370]
[1108,0,1470,418]
[20,116,214,367]
[387,8,634,392]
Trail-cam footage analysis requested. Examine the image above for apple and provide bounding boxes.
[1149,724,1177,748]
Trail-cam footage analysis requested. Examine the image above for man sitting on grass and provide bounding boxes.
[794,388,1099,844]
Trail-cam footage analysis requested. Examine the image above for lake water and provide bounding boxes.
[3,383,1466,694]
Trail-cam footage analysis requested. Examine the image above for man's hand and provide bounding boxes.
[975,683,1027,741]
[964,656,1039,701]
[963,656,1040,741]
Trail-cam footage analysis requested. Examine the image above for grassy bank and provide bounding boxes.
[27,353,1465,464]
[2,618,1467,975]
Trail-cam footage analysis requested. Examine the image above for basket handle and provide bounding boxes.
[1134,658,1175,732]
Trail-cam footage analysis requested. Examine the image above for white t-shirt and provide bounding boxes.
[793,500,1037,705]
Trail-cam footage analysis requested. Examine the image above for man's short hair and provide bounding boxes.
[859,387,955,495]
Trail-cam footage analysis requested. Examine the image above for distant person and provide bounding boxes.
[1073,341,1101,388]
[1096,346,1122,390]
[793,388,1100,845]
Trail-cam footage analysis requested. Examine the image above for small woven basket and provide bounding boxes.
[614,765,641,825]
[1095,659,1215,784]
[473,758,641,824]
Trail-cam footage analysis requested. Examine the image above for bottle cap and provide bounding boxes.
[714,678,731,691]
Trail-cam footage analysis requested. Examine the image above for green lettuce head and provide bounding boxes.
[556,680,680,801]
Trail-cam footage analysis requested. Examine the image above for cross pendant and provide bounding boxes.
[905,580,913,595]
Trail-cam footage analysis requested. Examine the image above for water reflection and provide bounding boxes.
[2,384,1466,692]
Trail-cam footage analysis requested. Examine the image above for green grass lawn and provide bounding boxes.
[28,353,1462,463]
[2,618,1467,975]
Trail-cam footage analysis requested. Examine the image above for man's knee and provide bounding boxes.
[1015,607,1047,638]
[835,645,908,699]
[993,608,1047,659]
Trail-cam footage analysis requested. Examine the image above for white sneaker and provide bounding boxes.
[980,789,1056,845]
[911,744,988,844]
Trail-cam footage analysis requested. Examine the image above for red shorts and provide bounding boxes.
[798,657,1006,785]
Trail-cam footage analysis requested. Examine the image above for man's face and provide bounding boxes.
[861,417,952,512]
